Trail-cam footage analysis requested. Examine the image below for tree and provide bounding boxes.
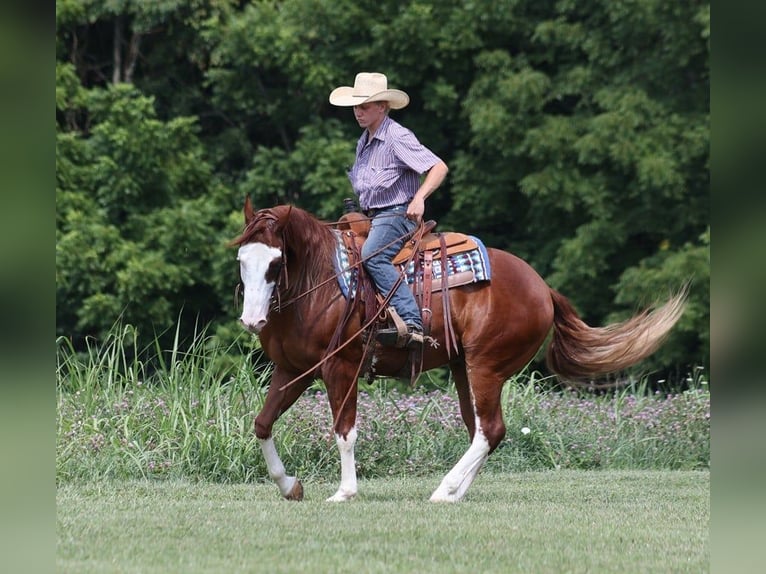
[56,73,239,350]
[56,0,710,379]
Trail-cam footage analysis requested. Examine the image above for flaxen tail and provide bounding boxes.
[546,287,687,381]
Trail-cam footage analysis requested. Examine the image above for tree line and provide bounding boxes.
[56,0,710,380]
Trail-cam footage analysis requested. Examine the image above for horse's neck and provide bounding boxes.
[283,226,337,303]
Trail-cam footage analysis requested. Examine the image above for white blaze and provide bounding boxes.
[237,242,282,332]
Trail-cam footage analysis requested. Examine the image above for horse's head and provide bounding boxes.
[231,198,292,333]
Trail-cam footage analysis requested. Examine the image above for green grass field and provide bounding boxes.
[56,329,710,571]
[57,470,709,573]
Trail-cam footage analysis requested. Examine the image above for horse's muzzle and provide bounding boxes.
[240,317,267,333]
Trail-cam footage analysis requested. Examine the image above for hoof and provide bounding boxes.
[284,480,304,501]
[326,490,356,502]
[429,488,461,503]
[429,494,459,503]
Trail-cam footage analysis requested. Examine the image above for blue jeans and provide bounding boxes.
[361,205,422,328]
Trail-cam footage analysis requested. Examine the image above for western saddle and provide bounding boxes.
[336,211,475,366]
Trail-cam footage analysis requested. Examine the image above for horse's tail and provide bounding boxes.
[545,287,687,381]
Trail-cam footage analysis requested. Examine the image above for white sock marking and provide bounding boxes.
[327,426,358,502]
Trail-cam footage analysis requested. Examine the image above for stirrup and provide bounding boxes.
[376,324,423,349]
[376,307,409,348]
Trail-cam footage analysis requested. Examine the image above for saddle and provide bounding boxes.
[338,212,479,271]
[337,212,467,369]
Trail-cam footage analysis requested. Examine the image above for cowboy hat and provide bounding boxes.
[329,72,409,109]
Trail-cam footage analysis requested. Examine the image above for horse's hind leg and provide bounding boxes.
[255,367,312,500]
[450,359,476,440]
[430,364,506,503]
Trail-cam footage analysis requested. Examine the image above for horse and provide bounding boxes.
[230,199,686,502]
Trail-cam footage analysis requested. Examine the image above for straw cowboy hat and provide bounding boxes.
[329,72,410,109]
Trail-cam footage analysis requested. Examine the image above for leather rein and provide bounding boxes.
[271,218,430,393]
[267,212,420,312]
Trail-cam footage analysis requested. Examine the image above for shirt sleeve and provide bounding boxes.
[390,128,441,175]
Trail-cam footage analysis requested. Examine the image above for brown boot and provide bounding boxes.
[404,325,423,348]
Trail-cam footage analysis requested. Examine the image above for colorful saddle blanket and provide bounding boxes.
[332,230,491,299]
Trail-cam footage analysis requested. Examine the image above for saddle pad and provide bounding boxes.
[332,230,491,299]
[397,238,491,287]
[333,231,360,299]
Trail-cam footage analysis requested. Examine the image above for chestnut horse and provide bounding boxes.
[231,200,686,502]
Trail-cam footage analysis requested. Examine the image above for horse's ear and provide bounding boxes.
[243,196,255,224]
[275,204,293,232]
[268,204,292,233]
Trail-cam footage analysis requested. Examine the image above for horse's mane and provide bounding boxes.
[280,207,337,302]
[231,205,337,307]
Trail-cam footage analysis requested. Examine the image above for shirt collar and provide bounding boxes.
[368,115,392,142]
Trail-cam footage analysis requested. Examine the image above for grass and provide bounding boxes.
[57,470,709,573]
[56,326,710,571]
[56,326,710,484]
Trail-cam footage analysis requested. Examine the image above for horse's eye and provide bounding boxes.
[266,260,282,282]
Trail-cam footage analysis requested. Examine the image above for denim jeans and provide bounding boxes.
[360,205,422,328]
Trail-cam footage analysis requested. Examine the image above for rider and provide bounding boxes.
[329,72,449,348]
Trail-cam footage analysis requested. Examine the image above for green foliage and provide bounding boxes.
[56,81,241,347]
[56,0,709,379]
[57,324,267,482]
[57,329,710,484]
[240,121,355,217]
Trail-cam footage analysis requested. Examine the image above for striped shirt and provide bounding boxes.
[348,115,441,210]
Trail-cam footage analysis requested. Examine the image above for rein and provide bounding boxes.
[275,221,426,394]
[234,211,409,315]
[268,215,417,311]
[278,244,418,430]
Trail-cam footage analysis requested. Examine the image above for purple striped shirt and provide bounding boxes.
[348,115,441,210]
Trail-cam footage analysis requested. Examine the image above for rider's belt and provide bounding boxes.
[363,203,408,218]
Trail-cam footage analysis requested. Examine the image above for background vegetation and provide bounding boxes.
[55,0,709,381]
[56,325,709,484]
[56,326,710,571]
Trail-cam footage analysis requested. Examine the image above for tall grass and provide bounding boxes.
[56,325,709,484]
[57,324,268,483]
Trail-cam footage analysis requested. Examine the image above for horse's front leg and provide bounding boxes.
[327,426,358,502]
[323,360,359,502]
[254,367,312,500]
